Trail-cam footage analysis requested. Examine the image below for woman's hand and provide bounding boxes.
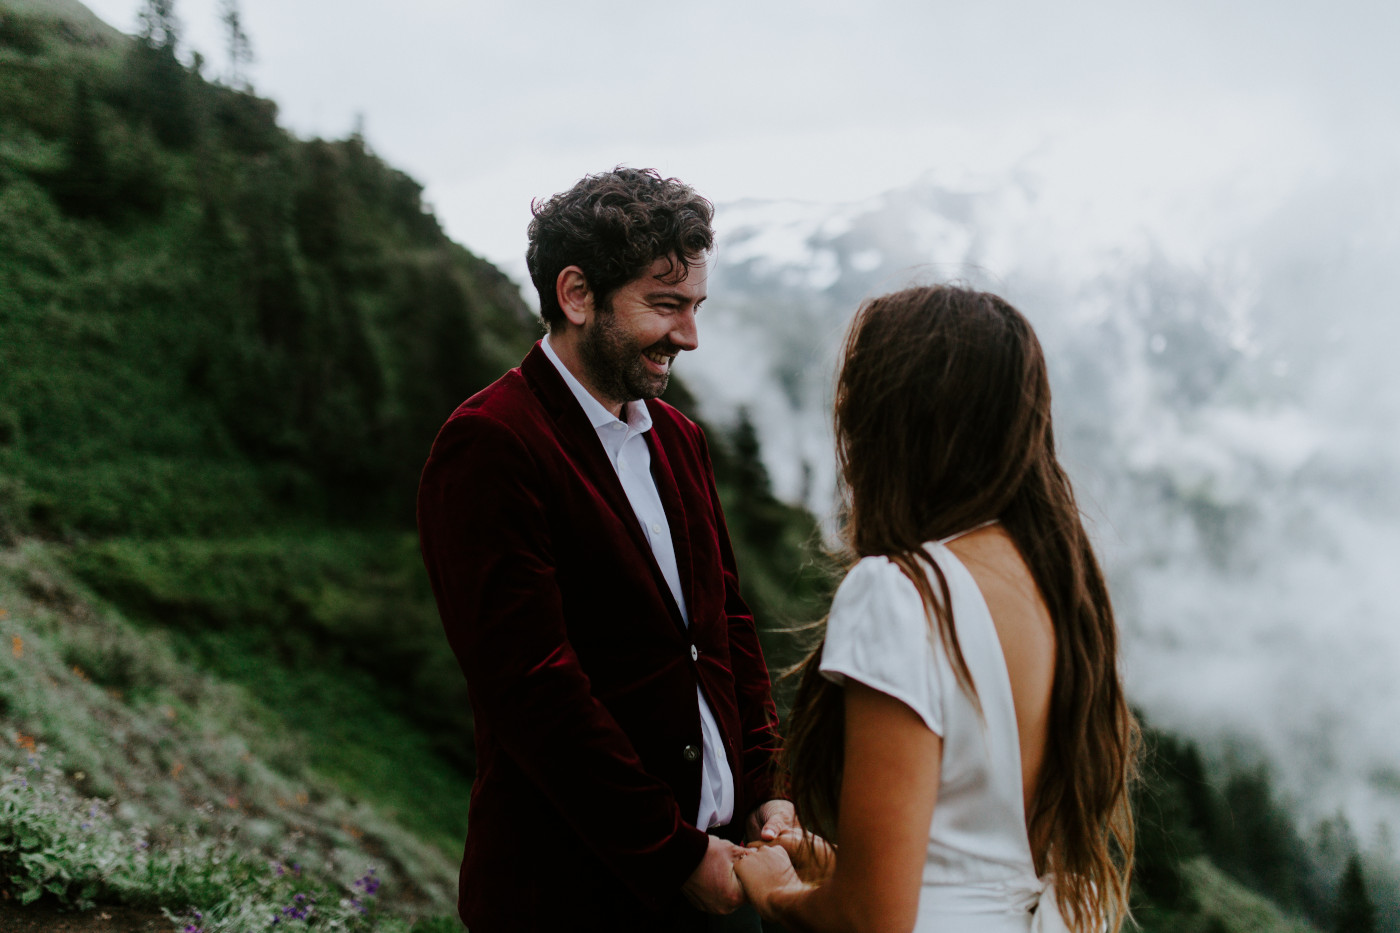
[771,829,837,885]
[744,682,939,933]
[734,843,808,921]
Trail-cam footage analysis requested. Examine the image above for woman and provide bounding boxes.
[734,286,1138,932]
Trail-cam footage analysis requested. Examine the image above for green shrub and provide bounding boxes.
[0,10,47,55]
[0,749,242,910]
[0,747,450,930]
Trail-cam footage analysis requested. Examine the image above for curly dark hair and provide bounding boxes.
[526,167,715,331]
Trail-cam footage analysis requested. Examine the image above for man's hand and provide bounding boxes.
[681,835,747,914]
[745,798,797,844]
[733,843,805,921]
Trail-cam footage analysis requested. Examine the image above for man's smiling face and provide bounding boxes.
[579,254,707,407]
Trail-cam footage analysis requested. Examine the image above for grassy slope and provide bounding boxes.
[0,4,505,925]
[3,0,120,45]
[0,541,460,924]
[61,531,475,855]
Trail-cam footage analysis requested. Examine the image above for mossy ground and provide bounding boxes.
[0,540,466,929]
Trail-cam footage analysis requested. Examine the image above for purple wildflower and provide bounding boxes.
[278,897,313,922]
[353,868,381,897]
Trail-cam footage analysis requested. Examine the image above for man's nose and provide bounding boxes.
[671,308,699,351]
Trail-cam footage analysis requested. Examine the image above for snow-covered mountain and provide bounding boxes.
[682,158,1400,849]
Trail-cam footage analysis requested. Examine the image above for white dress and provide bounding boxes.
[819,537,1073,933]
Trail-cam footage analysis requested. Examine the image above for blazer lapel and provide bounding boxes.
[521,344,688,632]
[644,417,696,627]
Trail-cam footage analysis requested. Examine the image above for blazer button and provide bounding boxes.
[682,744,701,763]
[690,645,699,661]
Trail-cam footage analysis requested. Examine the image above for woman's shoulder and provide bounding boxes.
[832,555,922,612]
[822,553,946,734]
[837,552,903,588]
[828,553,946,641]
[833,548,964,603]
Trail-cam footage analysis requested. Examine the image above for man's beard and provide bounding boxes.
[578,307,676,405]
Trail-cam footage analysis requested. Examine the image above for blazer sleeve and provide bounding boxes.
[417,411,710,905]
[697,425,783,810]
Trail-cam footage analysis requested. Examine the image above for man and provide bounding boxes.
[417,167,794,932]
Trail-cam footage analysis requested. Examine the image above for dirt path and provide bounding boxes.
[0,900,173,933]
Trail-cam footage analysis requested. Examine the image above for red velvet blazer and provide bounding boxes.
[416,343,781,931]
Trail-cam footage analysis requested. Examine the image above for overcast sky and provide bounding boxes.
[79,0,1400,274]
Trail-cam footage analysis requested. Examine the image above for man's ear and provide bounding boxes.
[556,266,592,327]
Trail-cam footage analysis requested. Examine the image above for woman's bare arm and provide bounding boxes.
[738,680,940,933]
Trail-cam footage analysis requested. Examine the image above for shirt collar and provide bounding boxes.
[541,335,653,436]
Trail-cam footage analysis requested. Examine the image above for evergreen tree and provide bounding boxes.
[1336,855,1378,933]
[1131,728,1200,909]
[1173,740,1222,840]
[57,79,110,218]
[732,407,771,500]
[128,0,195,147]
[219,0,254,90]
[730,407,785,549]
[1215,765,1308,910]
[137,0,179,51]
[1309,813,1365,922]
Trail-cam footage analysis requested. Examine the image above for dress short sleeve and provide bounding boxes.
[819,556,944,735]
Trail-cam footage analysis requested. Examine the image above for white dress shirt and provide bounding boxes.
[541,336,736,830]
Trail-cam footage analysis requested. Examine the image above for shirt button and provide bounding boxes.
[682,744,701,763]
[651,523,663,534]
[690,645,699,661]
[618,462,627,472]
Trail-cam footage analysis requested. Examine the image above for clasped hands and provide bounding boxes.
[681,800,835,917]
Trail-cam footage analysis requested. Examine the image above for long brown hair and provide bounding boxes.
[783,286,1139,932]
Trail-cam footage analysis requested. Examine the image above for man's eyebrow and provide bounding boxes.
[645,287,705,303]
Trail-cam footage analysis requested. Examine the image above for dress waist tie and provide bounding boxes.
[918,876,1072,931]
[1026,877,1072,933]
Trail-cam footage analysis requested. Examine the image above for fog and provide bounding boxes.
[681,116,1400,849]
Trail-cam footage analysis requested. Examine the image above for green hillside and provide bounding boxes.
[2,0,119,46]
[0,2,1391,932]
[0,2,827,928]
